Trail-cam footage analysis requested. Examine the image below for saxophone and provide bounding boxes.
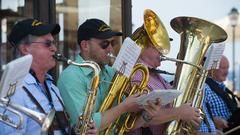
[53,53,101,135]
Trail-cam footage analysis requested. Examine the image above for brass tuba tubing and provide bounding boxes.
[100,9,171,135]
[54,53,101,135]
[160,55,201,69]
[166,16,228,135]
[0,97,55,133]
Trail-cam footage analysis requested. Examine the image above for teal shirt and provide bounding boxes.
[57,54,115,130]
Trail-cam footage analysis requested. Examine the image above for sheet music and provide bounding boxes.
[203,43,225,70]
[136,89,182,106]
[0,54,32,98]
[112,37,141,77]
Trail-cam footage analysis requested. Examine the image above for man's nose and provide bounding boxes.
[106,43,113,52]
[49,44,57,52]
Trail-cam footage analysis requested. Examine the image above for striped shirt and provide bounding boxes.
[125,59,172,135]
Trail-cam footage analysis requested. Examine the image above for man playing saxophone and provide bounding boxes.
[125,41,202,135]
[0,18,98,135]
[57,19,142,134]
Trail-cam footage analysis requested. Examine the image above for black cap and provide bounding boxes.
[8,18,60,47]
[77,18,122,44]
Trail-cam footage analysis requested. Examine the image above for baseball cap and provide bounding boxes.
[77,18,122,44]
[8,18,60,47]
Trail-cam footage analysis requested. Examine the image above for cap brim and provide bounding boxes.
[95,31,122,39]
[31,24,60,36]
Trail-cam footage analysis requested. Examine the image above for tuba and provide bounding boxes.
[165,17,228,135]
[53,53,101,135]
[100,9,171,135]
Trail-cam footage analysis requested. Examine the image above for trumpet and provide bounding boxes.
[53,53,101,135]
[0,97,55,133]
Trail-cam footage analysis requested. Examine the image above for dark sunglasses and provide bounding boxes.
[31,40,57,47]
[99,40,116,49]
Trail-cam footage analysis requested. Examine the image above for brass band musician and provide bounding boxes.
[124,40,202,135]
[57,19,143,134]
[0,18,98,135]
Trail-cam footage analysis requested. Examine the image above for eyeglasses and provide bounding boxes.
[30,40,57,47]
[95,40,115,49]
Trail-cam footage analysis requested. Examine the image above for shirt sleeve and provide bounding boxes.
[0,89,28,135]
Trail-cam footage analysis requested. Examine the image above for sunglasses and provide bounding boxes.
[31,40,57,47]
[99,40,116,49]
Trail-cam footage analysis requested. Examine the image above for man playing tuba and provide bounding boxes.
[124,39,202,135]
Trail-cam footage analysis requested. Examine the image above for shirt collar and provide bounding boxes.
[138,58,154,69]
[25,73,53,84]
[76,54,110,77]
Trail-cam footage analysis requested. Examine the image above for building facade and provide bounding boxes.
[0,0,132,80]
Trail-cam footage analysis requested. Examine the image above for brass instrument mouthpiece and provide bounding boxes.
[53,53,68,62]
[107,53,116,59]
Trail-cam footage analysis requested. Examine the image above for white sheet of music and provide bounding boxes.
[112,37,141,78]
[136,89,182,106]
[0,54,32,98]
[203,43,225,70]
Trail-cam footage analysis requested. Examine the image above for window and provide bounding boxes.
[56,0,122,73]
[0,0,32,77]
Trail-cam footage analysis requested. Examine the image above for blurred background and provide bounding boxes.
[0,0,239,94]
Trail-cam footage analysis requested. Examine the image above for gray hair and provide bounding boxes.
[17,34,38,46]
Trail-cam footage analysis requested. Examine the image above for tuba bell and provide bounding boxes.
[99,9,171,135]
[166,17,228,135]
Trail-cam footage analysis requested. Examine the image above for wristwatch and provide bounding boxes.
[141,111,153,123]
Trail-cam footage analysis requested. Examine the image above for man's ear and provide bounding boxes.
[80,40,89,52]
[18,44,30,55]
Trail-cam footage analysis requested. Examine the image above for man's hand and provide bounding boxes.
[87,122,98,135]
[122,93,142,113]
[213,117,228,130]
[177,103,202,128]
[142,98,161,118]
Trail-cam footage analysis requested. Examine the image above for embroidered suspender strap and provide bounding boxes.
[44,82,69,135]
[51,88,70,119]
[23,86,69,135]
[205,78,238,113]
[22,86,55,135]
[225,87,240,102]
[22,86,46,113]
[51,89,71,135]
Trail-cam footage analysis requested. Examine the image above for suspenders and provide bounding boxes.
[22,71,71,135]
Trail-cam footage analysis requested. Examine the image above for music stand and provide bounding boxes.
[0,55,32,98]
